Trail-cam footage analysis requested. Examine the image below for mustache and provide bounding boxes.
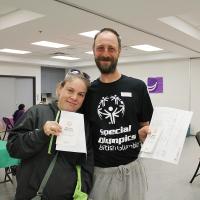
[96,56,112,61]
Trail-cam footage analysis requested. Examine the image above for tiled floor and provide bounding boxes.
[0,170,16,200]
[0,136,200,200]
[145,136,200,200]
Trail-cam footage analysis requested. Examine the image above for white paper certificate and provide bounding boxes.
[140,107,193,164]
[56,111,87,154]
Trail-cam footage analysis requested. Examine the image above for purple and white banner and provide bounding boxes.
[147,77,163,93]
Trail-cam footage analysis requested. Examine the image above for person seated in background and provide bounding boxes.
[13,104,25,124]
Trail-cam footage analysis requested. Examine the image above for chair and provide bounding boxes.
[0,167,15,184]
[0,140,19,184]
[2,117,14,140]
[190,131,200,183]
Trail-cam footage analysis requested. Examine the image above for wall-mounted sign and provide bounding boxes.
[147,77,163,93]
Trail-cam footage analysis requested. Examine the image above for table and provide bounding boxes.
[0,140,20,183]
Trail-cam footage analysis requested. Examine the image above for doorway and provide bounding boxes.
[0,75,35,118]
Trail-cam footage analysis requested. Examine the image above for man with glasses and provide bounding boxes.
[85,28,153,200]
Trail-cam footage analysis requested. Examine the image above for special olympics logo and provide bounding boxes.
[97,95,125,124]
[66,121,72,127]
[147,77,163,93]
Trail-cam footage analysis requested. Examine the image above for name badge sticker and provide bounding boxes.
[121,92,132,97]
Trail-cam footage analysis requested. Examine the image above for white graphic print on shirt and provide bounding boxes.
[97,95,125,124]
[96,94,140,152]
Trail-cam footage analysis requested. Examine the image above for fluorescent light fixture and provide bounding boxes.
[79,30,99,38]
[158,16,200,40]
[52,56,80,60]
[85,51,93,55]
[32,41,68,48]
[0,9,44,30]
[0,48,31,54]
[131,44,163,51]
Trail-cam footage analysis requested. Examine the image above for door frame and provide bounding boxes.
[0,75,36,105]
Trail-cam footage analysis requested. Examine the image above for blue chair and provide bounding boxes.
[190,131,200,183]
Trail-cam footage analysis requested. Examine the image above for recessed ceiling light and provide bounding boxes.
[131,44,163,51]
[52,56,80,60]
[0,48,31,54]
[79,30,99,38]
[85,51,93,55]
[0,9,44,30]
[158,16,200,40]
[32,41,68,48]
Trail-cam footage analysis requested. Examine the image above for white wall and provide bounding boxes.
[190,58,200,134]
[81,58,199,134]
[0,62,41,104]
[1,58,199,134]
[121,59,190,110]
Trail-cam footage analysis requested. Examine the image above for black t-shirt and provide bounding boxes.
[85,75,153,167]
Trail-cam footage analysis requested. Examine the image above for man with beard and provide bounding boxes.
[85,28,153,200]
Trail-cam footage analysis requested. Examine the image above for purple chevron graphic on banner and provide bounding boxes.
[147,77,163,93]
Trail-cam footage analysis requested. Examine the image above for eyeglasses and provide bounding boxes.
[66,69,90,80]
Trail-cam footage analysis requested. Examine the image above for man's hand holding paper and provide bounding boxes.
[140,107,193,164]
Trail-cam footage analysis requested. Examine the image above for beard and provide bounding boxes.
[94,56,118,74]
